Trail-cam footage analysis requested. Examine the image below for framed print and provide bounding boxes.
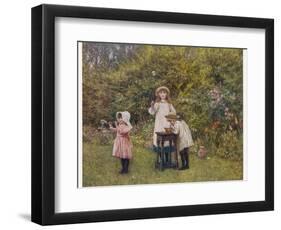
[31,4,274,225]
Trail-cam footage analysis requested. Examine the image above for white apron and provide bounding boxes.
[148,102,176,146]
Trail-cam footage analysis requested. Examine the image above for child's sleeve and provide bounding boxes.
[109,126,117,132]
[148,103,159,115]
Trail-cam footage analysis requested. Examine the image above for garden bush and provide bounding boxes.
[82,43,243,161]
[216,131,243,161]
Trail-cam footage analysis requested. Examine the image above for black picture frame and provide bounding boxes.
[31,4,274,225]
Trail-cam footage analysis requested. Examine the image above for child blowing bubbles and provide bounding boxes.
[148,86,176,160]
[109,111,133,174]
[165,112,194,170]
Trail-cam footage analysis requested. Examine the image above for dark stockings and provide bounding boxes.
[120,159,125,174]
[165,152,170,164]
[179,148,189,170]
[120,159,130,174]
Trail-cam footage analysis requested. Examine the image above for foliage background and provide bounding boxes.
[82,42,244,186]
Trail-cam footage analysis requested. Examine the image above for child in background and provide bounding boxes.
[165,112,194,170]
[109,111,133,174]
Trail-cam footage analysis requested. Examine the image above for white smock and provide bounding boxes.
[172,120,194,152]
[148,101,176,146]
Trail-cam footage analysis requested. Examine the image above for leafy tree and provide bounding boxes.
[82,42,243,158]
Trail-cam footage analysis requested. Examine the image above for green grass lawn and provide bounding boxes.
[82,142,243,187]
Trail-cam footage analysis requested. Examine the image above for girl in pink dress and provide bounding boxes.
[109,111,133,174]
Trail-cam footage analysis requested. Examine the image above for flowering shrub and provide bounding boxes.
[216,131,243,161]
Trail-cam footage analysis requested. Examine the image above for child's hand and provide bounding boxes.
[114,121,118,127]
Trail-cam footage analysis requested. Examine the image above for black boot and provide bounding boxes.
[124,159,130,174]
[119,159,125,174]
[179,148,189,170]
[185,150,189,169]
[179,152,185,170]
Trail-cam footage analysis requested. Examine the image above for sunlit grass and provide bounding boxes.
[83,142,243,187]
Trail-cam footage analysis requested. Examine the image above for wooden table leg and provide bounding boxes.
[169,140,172,167]
[156,139,160,169]
[174,139,179,169]
[160,140,164,171]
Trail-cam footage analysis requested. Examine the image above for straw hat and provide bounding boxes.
[165,112,178,120]
[155,86,170,96]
